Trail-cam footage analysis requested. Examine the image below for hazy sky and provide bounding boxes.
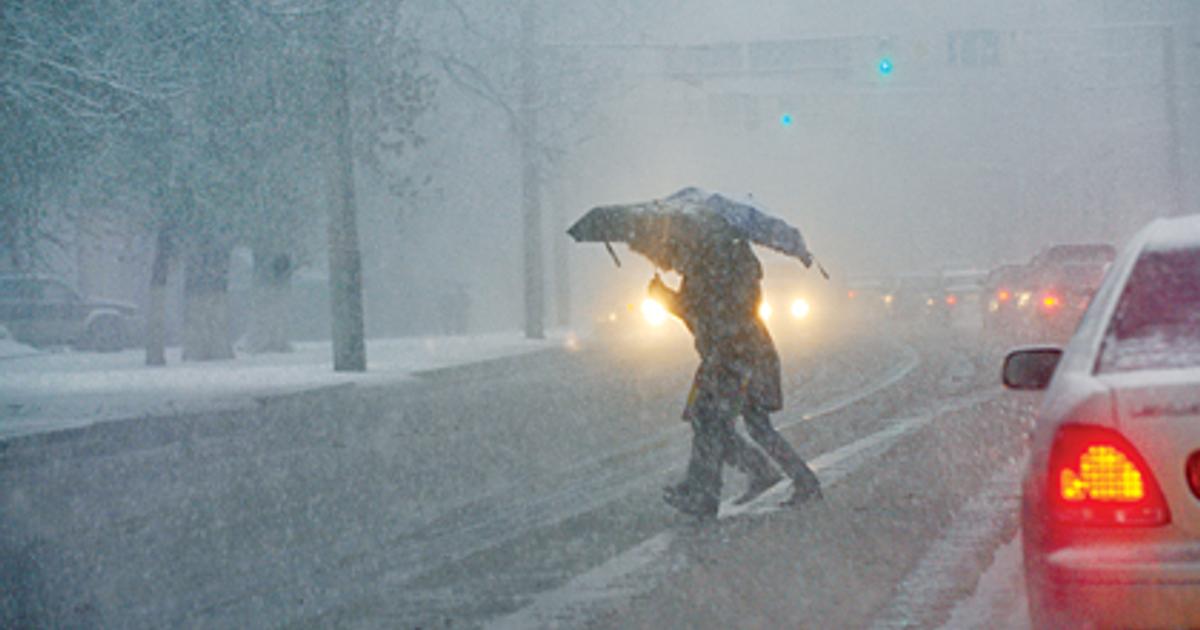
[365,0,1195,332]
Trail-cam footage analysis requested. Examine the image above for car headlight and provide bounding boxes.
[790,298,811,319]
[641,298,669,326]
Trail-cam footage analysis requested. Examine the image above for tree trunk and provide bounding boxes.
[242,248,294,354]
[182,234,234,361]
[551,184,570,328]
[145,224,172,366]
[325,11,366,371]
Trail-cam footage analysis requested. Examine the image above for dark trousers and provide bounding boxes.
[742,407,820,489]
[683,412,729,504]
[684,404,775,505]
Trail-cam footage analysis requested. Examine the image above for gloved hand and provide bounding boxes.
[647,274,669,300]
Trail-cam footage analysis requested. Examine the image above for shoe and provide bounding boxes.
[663,483,719,519]
[733,470,783,506]
[781,480,823,508]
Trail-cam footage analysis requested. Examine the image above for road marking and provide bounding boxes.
[488,384,1002,630]
[376,343,926,587]
[487,414,936,630]
[790,342,921,427]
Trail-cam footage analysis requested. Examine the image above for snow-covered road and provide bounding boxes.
[1,324,1035,628]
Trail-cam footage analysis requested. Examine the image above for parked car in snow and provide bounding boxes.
[0,273,143,351]
[1003,216,1200,629]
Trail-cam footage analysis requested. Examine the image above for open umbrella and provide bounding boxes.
[567,187,828,277]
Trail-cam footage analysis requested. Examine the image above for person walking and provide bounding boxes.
[636,234,821,517]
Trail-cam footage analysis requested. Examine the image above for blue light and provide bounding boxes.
[780,113,793,127]
[878,57,894,75]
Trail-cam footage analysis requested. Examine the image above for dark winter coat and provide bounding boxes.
[650,239,783,420]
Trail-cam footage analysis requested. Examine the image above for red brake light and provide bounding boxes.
[945,294,958,306]
[1187,451,1200,500]
[1048,425,1169,526]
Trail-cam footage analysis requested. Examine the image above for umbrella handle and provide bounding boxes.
[604,241,622,268]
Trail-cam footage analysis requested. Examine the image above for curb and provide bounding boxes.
[0,382,358,467]
[0,348,569,464]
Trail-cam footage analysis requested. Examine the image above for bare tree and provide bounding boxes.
[418,0,631,337]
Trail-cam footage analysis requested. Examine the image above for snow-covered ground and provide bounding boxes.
[0,339,40,361]
[0,332,572,441]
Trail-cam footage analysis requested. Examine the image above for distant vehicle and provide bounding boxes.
[1021,243,1116,342]
[937,267,986,326]
[842,274,890,321]
[0,273,143,351]
[982,263,1029,335]
[885,273,946,322]
[1003,216,1200,629]
[759,263,836,334]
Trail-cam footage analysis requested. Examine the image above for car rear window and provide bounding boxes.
[1098,247,1200,373]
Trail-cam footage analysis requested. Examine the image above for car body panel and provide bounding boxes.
[1017,217,1200,627]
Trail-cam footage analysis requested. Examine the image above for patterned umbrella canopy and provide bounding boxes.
[568,187,820,271]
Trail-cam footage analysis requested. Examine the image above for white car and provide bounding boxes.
[1004,215,1200,628]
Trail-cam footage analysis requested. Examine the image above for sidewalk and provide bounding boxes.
[0,332,573,442]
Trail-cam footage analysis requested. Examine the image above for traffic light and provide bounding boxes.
[876,36,895,77]
[780,113,794,127]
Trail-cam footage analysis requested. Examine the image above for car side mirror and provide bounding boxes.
[1003,347,1063,391]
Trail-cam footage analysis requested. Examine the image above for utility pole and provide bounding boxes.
[1163,25,1185,217]
[519,0,545,339]
[326,10,367,371]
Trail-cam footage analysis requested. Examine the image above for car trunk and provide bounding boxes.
[1108,368,1200,539]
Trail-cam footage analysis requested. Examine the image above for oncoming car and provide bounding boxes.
[758,288,819,328]
[1003,215,1200,628]
[593,276,818,343]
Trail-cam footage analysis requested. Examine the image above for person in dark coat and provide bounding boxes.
[634,230,821,517]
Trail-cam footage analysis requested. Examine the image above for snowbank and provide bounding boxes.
[0,338,39,360]
[0,331,574,441]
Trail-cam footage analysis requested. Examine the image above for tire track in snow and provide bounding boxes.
[869,454,1026,629]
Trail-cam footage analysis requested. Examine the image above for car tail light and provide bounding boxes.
[945,294,958,306]
[997,289,1011,302]
[1048,425,1169,526]
[1187,451,1200,500]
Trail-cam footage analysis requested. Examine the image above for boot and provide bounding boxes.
[781,478,823,508]
[663,482,719,519]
